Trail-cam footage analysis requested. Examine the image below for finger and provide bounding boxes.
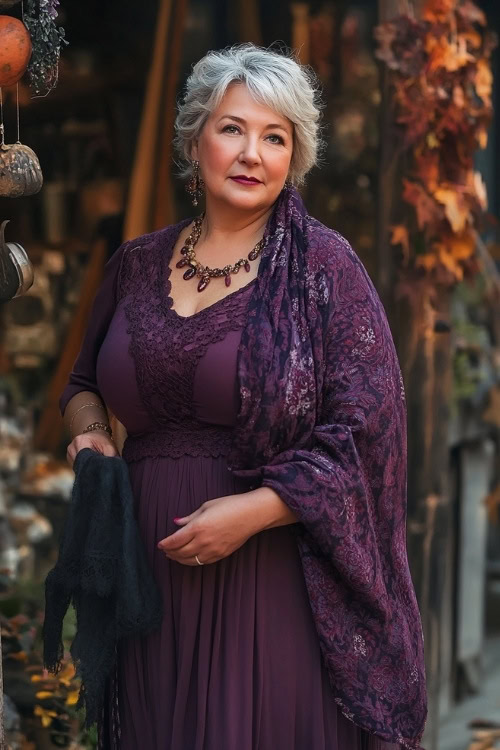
[163,540,202,560]
[102,443,118,457]
[158,529,196,551]
[174,507,203,525]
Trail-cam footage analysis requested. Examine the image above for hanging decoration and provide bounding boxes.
[0,15,32,87]
[0,141,43,197]
[0,219,34,300]
[23,0,68,97]
[0,79,43,197]
[374,0,496,290]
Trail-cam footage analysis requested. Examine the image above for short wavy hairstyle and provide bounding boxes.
[174,43,324,186]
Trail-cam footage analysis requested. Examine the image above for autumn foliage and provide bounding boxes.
[374,0,496,285]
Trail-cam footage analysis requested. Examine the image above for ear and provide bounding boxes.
[190,140,199,162]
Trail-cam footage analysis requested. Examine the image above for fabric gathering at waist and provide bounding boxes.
[122,422,234,463]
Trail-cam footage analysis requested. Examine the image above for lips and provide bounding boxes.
[230,175,261,184]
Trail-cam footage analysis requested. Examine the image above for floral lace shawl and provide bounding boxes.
[224,185,428,748]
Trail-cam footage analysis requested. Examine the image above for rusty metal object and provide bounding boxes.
[0,143,43,198]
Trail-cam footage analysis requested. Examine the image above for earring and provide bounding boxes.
[186,160,205,206]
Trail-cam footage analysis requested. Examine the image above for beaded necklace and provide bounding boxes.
[175,214,265,292]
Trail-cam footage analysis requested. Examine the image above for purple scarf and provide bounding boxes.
[227,185,427,748]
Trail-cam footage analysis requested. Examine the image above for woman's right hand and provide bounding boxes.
[66,431,118,468]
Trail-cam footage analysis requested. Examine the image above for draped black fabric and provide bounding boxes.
[43,448,163,727]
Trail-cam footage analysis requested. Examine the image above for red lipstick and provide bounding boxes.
[230,175,262,185]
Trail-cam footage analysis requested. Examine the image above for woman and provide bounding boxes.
[60,44,427,750]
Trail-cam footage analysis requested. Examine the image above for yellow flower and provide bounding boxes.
[34,704,58,728]
[66,690,80,706]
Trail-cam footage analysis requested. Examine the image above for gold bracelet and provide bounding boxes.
[81,422,113,437]
[69,402,106,436]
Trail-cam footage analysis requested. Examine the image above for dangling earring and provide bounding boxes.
[186,160,205,206]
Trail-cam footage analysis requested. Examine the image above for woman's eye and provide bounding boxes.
[222,125,240,134]
[267,134,285,145]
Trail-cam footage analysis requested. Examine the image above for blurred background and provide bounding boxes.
[0,0,498,748]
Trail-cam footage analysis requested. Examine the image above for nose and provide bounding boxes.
[238,136,262,166]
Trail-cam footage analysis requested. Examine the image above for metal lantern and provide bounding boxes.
[0,220,34,301]
[0,143,43,198]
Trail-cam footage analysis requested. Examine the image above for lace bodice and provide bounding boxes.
[115,226,257,462]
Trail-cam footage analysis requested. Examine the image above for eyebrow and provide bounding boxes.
[218,114,290,134]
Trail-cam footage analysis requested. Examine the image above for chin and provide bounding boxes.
[218,186,278,212]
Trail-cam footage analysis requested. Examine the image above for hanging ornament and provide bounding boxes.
[0,219,34,300]
[0,142,43,196]
[0,85,43,197]
[0,16,32,88]
[23,0,68,97]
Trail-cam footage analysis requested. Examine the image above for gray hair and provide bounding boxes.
[174,43,323,186]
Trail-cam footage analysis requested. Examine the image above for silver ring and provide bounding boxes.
[195,554,204,566]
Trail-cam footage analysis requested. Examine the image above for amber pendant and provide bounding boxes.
[248,248,259,261]
[176,258,188,268]
[225,275,231,287]
[183,267,196,280]
[197,275,210,292]
[244,261,251,272]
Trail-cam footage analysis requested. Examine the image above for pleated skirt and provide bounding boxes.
[105,453,402,750]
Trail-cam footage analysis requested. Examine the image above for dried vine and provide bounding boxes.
[23,0,68,97]
[374,0,496,288]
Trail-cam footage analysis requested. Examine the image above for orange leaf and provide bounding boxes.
[448,233,476,260]
[477,127,488,149]
[34,705,58,728]
[390,225,410,252]
[475,59,493,107]
[470,171,488,210]
[66,690,80,706]
[57,662,76,686]
[434,188,471,233]
[437,245,464,279]
[415,150,440,191]
[415,254,437,271]
[426,35,474,73]
[35,691,56,700]
[422,0,455,21]
[403,180,443,230]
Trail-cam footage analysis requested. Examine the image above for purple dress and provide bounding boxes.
[60,226,403,749]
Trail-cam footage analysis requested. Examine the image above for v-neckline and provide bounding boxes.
[162,219,259,321]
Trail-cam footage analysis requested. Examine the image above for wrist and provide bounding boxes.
[80,422,113,439]
[244,486,298,533]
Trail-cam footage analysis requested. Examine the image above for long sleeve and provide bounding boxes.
[59,242,129,417]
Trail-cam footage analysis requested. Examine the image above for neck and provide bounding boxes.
[199,195,275,246]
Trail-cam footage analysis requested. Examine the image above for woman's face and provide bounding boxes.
[192,83,294,214]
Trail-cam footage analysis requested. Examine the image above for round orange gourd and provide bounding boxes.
[0,16,32,87]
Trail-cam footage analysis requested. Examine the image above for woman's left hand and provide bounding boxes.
[157,493,262,566]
